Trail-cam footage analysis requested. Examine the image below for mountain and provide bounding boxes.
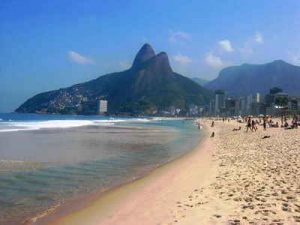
[16,44,212,115]
[192,77,209,86]
[205,60,300,96]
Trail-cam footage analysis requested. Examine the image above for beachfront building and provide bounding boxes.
[255,93,261,103]
[224,98,237,116]
[289,97,300,111]
[246,94,253,113]
[98,100,108,114]
[206,86,300,117]
[239,97,246,115]
[214,90,225,115]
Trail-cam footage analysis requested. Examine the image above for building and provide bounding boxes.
[98,100,108,114]
[206,87,300,117]
[255,93,261,103]
[224,98,237,116]
[246,94,253,113]
[288,97,300,111]
[214,90,225,115]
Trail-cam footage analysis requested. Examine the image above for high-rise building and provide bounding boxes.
[98,100,108,114]
[255,93,261,103]
[246,94,253,113]
[214,90,225,115]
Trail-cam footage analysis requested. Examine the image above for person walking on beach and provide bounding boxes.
[246,117,251,132]
[251,119,257,132]
[211,120,214,127]
[263,116,267,131]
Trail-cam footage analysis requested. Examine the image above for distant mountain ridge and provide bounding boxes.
[16,44,212,115]
[205,60,300,96]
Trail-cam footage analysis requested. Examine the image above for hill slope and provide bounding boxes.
[205,60,300,96]
[192,77,209,86]
[16,44,212,115]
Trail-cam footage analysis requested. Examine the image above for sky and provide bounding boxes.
[1,0,300,112]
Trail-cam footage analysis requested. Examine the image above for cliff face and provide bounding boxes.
[205,60,300,96]
[16,44,212,115]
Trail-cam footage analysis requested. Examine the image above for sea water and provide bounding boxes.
[0,113,202,225]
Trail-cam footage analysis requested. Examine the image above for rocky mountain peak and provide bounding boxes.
[148,51,173,74]
[132,43,155,68]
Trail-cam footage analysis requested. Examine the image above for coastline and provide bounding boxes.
[32,118,300,225]
[31,122,213,225]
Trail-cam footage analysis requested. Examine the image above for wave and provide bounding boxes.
[151,117,183,121]
[0,120,113,132]
[0,117,159,133]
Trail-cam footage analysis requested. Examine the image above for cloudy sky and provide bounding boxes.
[1,0,300,112]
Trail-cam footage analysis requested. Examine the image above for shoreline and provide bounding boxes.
[28,122,211,225]
[30,118,300,225]
[30,123,211,225]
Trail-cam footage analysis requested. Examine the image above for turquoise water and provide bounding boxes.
[0,113,202,225]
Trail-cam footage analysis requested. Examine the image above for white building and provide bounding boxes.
[214,91,225,115]
[254,93,260,103]
[98,100,108,114]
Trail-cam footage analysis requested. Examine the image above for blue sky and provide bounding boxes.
[1,0,300,112]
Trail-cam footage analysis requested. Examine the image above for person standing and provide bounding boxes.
[246,117,251,132]
[263,116,267,131]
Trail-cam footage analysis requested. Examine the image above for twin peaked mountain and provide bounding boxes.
[16,44,212,115]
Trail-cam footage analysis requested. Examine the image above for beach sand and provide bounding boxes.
[39,119,300,225]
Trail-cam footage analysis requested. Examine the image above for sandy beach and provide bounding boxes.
[37,119,300,225]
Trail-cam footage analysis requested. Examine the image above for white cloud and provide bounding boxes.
[288,52,300,65]
[292,56,300,65]
[172,54,192,65]
[218,39,234,52]
[169,31,191,43]
[239,32,264,56]
[204,52,224,68]
[68,51,94,65]
[254,32,264,44]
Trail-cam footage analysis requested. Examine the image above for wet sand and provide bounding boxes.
[39,119,300,225]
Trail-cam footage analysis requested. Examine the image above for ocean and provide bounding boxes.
[0,113,202,225]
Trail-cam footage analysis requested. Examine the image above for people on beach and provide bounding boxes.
[246,117,252,132]
[232,126,241,131]
[263,117,267,131]
[292,115,299,129]
[211,121,214,127]
[251,120,257,132]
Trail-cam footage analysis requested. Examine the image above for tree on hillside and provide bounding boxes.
[270,87,283,95]
[275,96,288,107]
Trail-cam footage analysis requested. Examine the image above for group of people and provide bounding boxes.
[282,115,299,129]
[246,117,259,132]
[244,115,299,131]
[203,114,299,138]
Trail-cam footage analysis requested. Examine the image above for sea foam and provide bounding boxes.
[0,118,153,132]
